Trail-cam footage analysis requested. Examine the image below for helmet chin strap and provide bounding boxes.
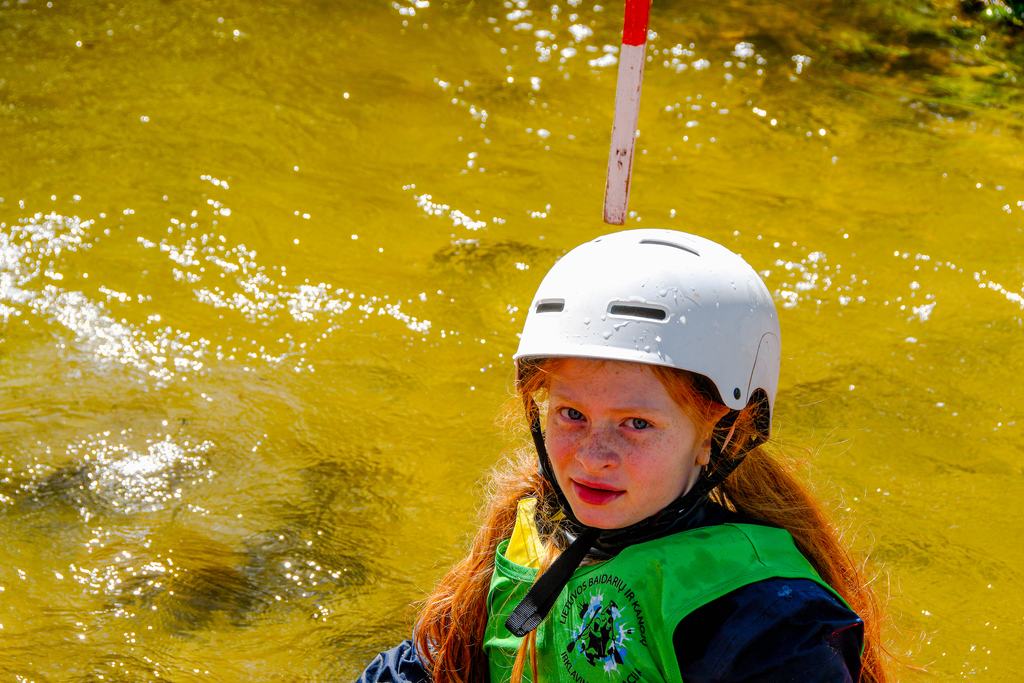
[506,395,755,637]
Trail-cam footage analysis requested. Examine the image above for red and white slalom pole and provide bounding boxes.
[603,0,652,225]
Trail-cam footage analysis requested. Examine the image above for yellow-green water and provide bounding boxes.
[1,0,1022,679]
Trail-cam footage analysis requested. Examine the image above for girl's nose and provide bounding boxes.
[575,430,620,471]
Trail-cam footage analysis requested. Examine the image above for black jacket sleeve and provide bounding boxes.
[673,578,863,682]
[355,639,432,683]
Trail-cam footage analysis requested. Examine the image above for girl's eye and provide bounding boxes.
[561,407,585,421]
[628,418,650,430]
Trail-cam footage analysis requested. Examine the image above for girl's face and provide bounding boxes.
[545,358,709,530]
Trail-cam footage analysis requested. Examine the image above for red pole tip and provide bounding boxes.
[622,0,651,46]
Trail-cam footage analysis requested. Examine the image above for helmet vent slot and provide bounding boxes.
[535,299,565,313]
[608,303,668,321]
[639,239,700,257]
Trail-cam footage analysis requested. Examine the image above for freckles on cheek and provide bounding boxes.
[547,433,574,461]
[547,433,582,476]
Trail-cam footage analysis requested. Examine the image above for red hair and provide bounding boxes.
[415,359,889,682]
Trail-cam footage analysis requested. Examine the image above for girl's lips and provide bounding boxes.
[571,479,625,506]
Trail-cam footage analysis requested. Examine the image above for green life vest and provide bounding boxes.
[484,523,848,683]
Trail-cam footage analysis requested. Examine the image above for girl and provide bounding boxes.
[358,229,886,682]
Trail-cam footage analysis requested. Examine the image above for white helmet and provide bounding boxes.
[514,228,780,433]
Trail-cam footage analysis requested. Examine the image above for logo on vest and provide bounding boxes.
[559,573,648,681]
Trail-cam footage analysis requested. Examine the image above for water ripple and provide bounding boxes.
[8,430,214,519]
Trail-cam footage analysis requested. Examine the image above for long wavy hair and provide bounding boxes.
[414,358,888,683]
